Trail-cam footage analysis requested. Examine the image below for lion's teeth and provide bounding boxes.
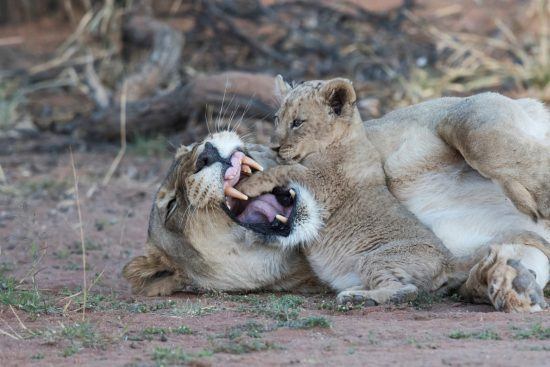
[242,156,263,171]
[275,214,288,223]
[241,164,252,175]
[226,201,232,210]
[289,189,296,199]
[224,186,248,201]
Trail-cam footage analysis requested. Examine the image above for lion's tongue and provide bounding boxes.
[224,151,244,188]
[237,194,286,224]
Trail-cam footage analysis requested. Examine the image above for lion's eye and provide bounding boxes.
[291,118,304,129]
[166,198,177,221]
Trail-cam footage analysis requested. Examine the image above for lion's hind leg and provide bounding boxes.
[460,233,549,312]
[438,93,550,221]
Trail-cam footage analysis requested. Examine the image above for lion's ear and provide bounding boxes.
[274,74,291,103]
[122,247,181,296]
[321,78,356,117]
[175,142,196,159]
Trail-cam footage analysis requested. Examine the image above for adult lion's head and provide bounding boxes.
[123,131,322,296]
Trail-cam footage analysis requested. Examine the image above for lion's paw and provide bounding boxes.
[488,258,547,312]
[502,179,550,222]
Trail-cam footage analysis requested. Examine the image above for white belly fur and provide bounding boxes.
[393,165,550,258]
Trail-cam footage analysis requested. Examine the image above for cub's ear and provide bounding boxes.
[274,74,291,103]
[321,78,356,116]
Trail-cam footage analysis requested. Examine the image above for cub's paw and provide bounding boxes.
[336,284,418,307]
[488,258,546,312]
[336,289,378,307]
[236,172,278,199]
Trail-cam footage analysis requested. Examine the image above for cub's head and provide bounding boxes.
[123,131,322,295]
[273,77,362,162]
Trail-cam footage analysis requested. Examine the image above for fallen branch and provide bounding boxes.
[63,72,278,140]
[121,12,184,101]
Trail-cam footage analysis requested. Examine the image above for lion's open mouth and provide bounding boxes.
[221,151,296,236]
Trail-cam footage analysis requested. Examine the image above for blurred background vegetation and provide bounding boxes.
[0,0,548,146]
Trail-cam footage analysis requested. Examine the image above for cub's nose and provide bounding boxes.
[195,142,222,172]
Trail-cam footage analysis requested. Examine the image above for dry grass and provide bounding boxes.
[69,149,87,320]
[101,80,128,186]
[397,0,550,105]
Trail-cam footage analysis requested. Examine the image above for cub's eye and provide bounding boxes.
[291,118,304,129]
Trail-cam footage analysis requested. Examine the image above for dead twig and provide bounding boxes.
[102,81,128,185]
[9,306,35,337]
[69,148,87,321]
[0,328,21,341]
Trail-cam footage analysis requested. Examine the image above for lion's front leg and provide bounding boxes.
[460,240,549,312]
[237,164,307,199]
[438,93,550,220]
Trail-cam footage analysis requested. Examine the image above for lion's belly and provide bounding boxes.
[391,164,550,257]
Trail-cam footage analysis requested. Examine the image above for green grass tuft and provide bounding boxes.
[449,329,500,340]
[212,340,278,355]
[513,324,550,340]
[283,316,331,329]
[0,275,58,315]
[152,347,212,367]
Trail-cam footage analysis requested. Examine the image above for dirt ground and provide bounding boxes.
[1,0,549,366]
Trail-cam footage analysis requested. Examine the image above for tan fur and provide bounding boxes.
[123,132,321,295]
[458,232,549,312]
[239,79,550,311]
[123,78,549,313]
[238,78,456,306]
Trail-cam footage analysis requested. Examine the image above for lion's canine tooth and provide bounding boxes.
[241,165,252,175]
[275,214,288,223]
[224,186,248,201]
[242,156,263,171]
[289,189,296,199]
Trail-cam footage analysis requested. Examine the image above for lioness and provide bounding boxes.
[123,131,322,296]
[236,77,550,312]
[124,79,549,312]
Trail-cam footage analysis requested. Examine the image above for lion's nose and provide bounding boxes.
[195,142,221,172]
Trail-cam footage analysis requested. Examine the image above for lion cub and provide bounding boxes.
[238,77,455,305]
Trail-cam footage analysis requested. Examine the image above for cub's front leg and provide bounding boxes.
[237,164,307,198]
